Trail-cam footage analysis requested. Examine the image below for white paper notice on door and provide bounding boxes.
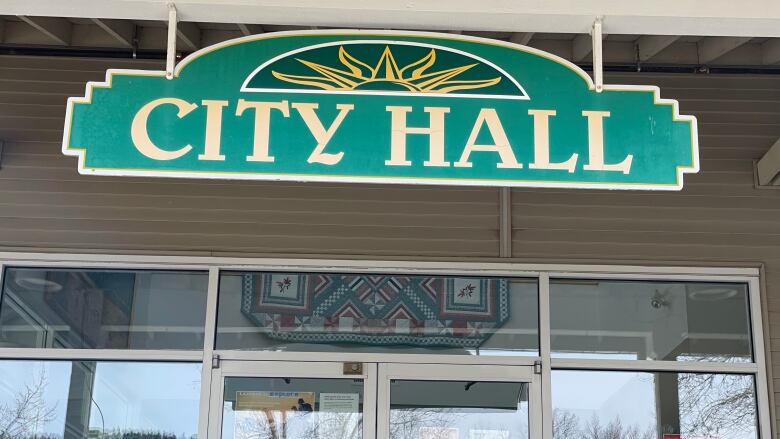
[318,393,359,413]
[470,430,510,439]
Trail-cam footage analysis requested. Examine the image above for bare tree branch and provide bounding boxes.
[0,371,58,439]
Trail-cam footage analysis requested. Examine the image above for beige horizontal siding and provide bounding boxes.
[511,72,780,261]
[0,55,779,433]
[0,55,500,257]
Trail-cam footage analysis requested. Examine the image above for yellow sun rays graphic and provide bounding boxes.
[271,46,502,94]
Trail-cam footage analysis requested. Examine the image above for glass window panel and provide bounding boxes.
[221,377,364,439]
[0,360,201,439]
[0,267,209,350]
[552,370,758,439]
[216,271,538,356]
[389,380,529,439]
[550,280,752,362]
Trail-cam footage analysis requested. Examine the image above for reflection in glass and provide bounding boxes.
[552,370,758,439]
[0,268,209,350]
[0,360,201,438]
[389,380,529,439]
[550,280,752,361]
[221,377,364,439]
[216,272,538,356]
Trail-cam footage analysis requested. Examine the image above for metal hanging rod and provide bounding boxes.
[166,2,177,79]
[592,17,604,92]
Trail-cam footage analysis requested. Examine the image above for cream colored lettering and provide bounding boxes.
[582,110,633,174]
[292,103,353,165]
[236,99,290,162]
[528,109,578,173]
[130,98,196,160]
[455,108,522,169]
[385,106,450,167]
[198,100,229,161]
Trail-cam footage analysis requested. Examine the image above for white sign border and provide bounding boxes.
[61,29,699,191]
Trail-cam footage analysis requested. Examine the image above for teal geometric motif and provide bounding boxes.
[241,273,510,348]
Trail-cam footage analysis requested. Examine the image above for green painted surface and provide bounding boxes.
[63,31,698,190]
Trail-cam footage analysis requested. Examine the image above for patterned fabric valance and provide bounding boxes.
[241,273,510,348]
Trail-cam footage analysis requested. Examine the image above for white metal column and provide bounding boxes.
[198,267,220,439]
[538,273,553,439]
[750,277,774,439]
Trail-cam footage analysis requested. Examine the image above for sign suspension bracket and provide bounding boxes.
[592,17,604,92]
[166,2,178,79]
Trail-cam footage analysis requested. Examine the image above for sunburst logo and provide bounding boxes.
[242,41,528,99]
[270,46,501,94]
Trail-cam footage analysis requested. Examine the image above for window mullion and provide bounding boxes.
[550,358,759,374]
[539,272,553,439]
[0,347,202,361]
[198,266,220,439]
[749,277,773,439]
[0,262,4,326]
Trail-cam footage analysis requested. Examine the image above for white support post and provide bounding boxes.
[750,277,775,439]
[757,137,780,186]
[698,36,751,64]
[197,267,220,439]
[17,16,72,45]
[763,39,780,65]
[91,18,134,48]
[592,18,604,92]
[166,2,177,79]
[509,32,534,46]
[237,23,264,37]
[636,35,680,62]
[538,273,553,439]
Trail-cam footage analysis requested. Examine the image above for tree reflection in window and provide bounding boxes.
[0,371,57,439]
[552,371,757,439]
[234,409,364,439]
[0,361,201,439]
[679,373,755,438]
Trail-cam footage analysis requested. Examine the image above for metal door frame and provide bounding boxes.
[207,361,539,439]
[376,362,541,439]
[207,360,378,439]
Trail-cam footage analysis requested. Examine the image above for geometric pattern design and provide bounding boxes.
[241,273,510,348]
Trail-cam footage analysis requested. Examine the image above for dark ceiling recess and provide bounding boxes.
[3,45,779,75]
[1,16,780,74]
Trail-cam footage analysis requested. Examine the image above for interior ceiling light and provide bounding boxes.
[13,277,63,293]
[687,285,738,301]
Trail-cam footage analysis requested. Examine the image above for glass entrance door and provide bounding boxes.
[209,361,377,439]
[378,363,540,439]
[209,361,538,439]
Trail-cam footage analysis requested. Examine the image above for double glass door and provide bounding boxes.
[209,360,540,439]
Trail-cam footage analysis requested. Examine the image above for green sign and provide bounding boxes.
[63,31,699,190]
